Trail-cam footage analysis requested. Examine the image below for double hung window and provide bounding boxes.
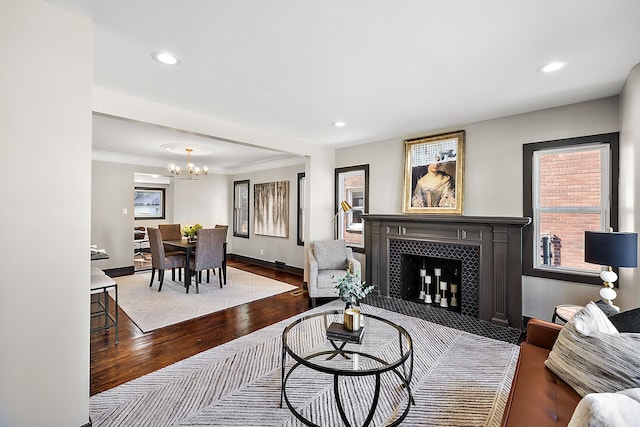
[523,133,619,283]
[233,180,249,238]
[335,165,369,251]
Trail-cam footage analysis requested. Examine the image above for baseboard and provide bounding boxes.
[227,253,303,276]
[103,266,135,277]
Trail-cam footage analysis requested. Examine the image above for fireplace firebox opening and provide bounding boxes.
[401,254,463,313]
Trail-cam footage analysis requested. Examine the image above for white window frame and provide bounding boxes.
[522,132,619,285]
[345,188,364,232]
[532,143,610,274]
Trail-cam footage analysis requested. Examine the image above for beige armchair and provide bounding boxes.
[308,240,361,307]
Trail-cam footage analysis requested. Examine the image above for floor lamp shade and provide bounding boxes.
[584,231,638,268]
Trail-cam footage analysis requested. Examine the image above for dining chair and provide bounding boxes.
[188,228,226,294]
[214,224,229,240]
[148,228,185,292]
[158,223,182,241]
[209,224,229,278]
[158,223,185,280]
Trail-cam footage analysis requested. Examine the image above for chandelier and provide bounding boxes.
[168,148,209,178]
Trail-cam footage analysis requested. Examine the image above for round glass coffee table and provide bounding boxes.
[280,309,414,426]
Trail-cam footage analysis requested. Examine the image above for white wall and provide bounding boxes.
[618,63,640,310]
[0,1,92,426]
[232,164,306,268]
[173,173,231,231]
[337,96,628,321]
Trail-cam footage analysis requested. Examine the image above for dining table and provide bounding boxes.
[163,239,227,293]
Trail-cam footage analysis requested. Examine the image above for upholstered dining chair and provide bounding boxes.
[308,240,361,308]
[148,227,185,292]
[209,224,229,278]
[158,223,182,241]
[188,228,226,294]
[158,223,184,278]
[214,224,229,240]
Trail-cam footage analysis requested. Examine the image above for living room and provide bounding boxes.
[3,1,640,426]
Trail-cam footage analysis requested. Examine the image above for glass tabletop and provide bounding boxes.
[282,309,412,375]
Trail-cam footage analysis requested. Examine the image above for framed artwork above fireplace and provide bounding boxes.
[403,130,465,214]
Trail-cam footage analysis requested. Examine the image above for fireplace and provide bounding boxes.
[362,214,530,328]
[396,243,474,317]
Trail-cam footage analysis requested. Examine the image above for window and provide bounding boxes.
[523,133,619,283]
[233,180,249,238]
[335,165,369,252]
[134,187,165,219]
[297,172,305,246]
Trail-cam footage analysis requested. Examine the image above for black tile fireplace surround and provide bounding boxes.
[362,214,531,329]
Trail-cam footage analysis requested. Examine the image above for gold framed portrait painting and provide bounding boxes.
[403,130,465,214]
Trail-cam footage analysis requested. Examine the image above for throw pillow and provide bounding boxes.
[545,302,640,397]
[609,307,640,333]
[312,240,348,270]
[568,388,640,427]
[593,298,620,316]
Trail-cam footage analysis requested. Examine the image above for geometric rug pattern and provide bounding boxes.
[110,267,297,332]
[90,301,520,426]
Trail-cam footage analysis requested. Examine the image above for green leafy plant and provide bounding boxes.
[181,223,203,238]
[335,270,374,305]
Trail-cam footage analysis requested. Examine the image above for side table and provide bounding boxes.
[552,304,584,324]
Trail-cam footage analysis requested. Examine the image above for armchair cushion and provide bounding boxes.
[312,240,348,271]
[316,270,345,290]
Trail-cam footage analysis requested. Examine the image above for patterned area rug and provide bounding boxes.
[90,301,520,426]
[109,267,297,332]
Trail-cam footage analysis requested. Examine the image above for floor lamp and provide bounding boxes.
[584,229,638,309]
[332,201,353,239]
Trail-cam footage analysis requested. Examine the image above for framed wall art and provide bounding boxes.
[134,187,166,219]
[254,181,289,237]
[403,130,465,214]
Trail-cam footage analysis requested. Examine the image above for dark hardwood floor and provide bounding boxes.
[90,259,310,396]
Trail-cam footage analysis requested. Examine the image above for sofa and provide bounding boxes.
[502,304,640,427]
[501,318,581,427]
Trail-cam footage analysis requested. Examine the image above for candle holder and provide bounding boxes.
[419,268,426,300]
[440,281,448,308]
[425,275,432,303]
[450,283,458,307]
[434,268,441,303]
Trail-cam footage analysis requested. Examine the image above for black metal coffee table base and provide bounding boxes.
[279,311,414,427]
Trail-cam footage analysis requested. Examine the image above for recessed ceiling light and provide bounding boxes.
[151,51,182,66]
[332,121,346,128]
[538,61,568,73]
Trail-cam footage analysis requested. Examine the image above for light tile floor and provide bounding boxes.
[110,267,297,332]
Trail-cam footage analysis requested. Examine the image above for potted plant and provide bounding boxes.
[181,224,203,242]
[335,270,374,309]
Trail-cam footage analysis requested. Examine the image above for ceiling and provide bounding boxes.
[47,0,640,171]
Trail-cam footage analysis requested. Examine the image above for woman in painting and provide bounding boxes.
[411,160,455,208]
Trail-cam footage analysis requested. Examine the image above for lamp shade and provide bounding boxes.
[340,200,353,213]
[584,231,638,268]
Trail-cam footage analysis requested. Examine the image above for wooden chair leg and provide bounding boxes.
[207,269,210,283]
[172,268,176,281]
[218,268,223,288]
